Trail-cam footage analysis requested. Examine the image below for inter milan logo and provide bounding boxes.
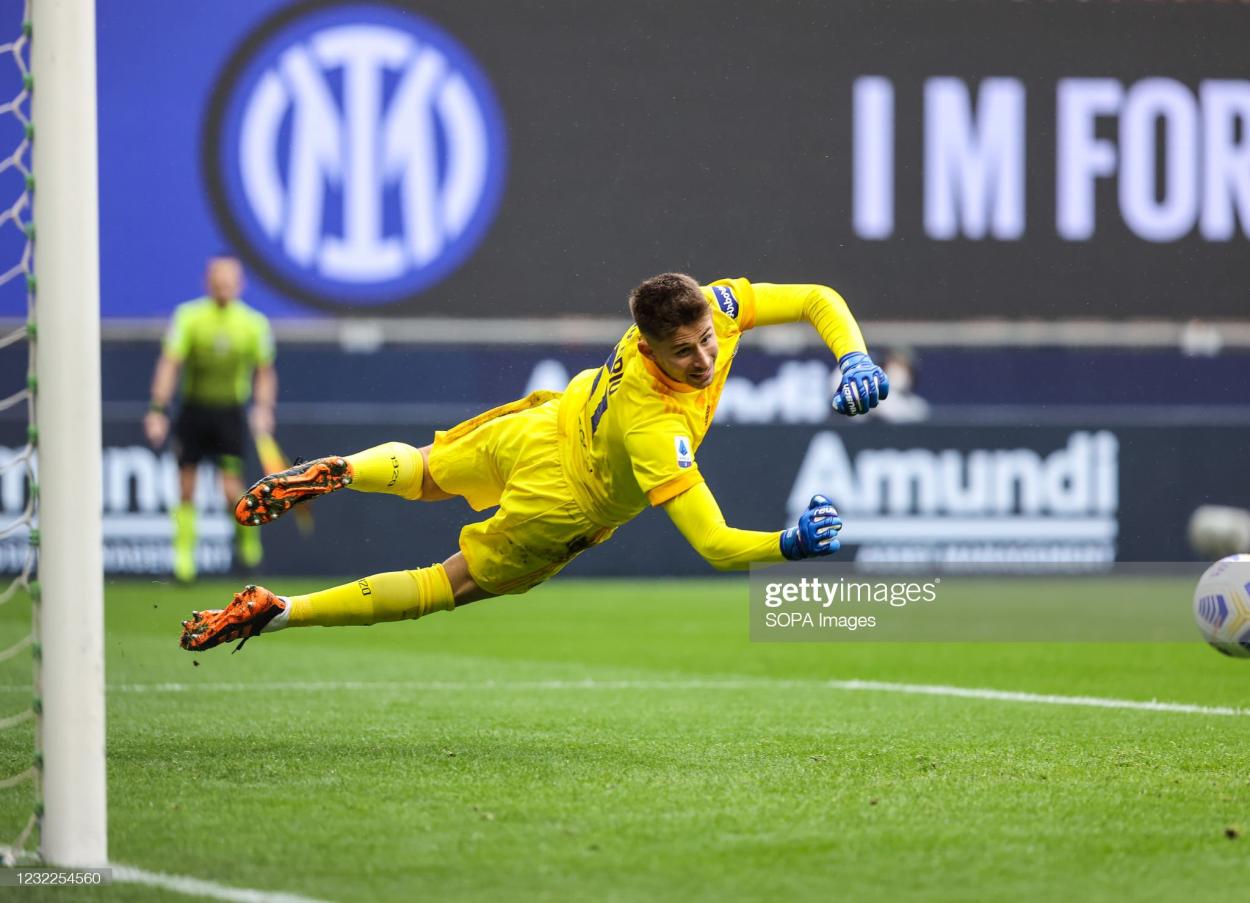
[204,1,507,311]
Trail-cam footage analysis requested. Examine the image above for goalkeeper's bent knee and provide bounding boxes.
[287,564,454,628]
[345,442,425,499]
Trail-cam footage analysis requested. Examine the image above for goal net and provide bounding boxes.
[0,0,106,868]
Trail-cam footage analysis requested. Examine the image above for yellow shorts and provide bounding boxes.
[427,391,615,595]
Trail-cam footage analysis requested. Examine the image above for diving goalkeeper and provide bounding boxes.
[179,275,888,651]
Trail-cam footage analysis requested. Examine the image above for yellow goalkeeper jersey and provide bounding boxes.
[557,277,758,526]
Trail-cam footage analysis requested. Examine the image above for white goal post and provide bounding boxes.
[31,0,107,867]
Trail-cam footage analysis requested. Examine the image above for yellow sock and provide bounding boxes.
[344,442,424,499]
[287,564,454,627]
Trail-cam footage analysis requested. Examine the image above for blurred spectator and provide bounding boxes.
[874,348,929,423]
[144,256,277,583]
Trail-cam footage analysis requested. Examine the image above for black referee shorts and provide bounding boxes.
[174,403,246,468]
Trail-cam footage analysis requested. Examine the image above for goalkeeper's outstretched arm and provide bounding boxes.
[663,482,840,570]
[750,283,867,358]
[746,282,888,416]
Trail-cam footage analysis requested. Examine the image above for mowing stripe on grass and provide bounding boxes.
[112,864,330,903]
[28,678,1245,717]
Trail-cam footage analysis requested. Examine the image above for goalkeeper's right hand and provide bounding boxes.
[780,495,842,560]
[833,351,889,416]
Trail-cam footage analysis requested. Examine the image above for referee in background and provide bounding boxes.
[144,255,277,583]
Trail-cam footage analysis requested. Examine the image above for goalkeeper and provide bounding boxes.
[180,275,887,651]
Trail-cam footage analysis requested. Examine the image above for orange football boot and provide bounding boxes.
[234,456,353,526]
[179,585,287,653]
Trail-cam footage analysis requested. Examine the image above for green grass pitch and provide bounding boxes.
[1,577,1249,902]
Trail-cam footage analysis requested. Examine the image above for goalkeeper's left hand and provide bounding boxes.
[833,351,889,416]
[780,495,843,560]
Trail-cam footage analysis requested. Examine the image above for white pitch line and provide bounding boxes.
[62,677,1250,717]
[821,679,1250,717]
[112,864,331,903]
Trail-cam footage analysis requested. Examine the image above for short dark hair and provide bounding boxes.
[628,273,707,339]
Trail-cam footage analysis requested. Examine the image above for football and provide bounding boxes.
[1193,554,1250,658]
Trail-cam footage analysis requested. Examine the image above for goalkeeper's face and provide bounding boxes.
[640,312,718,389]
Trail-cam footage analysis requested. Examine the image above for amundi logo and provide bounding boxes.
[788,431,1119,546]
[204,2,507,311]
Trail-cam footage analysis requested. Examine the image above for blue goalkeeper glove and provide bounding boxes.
[833,351,889,416]
[780,495,842,560]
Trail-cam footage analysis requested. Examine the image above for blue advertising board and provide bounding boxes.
[1,417,1247,577]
